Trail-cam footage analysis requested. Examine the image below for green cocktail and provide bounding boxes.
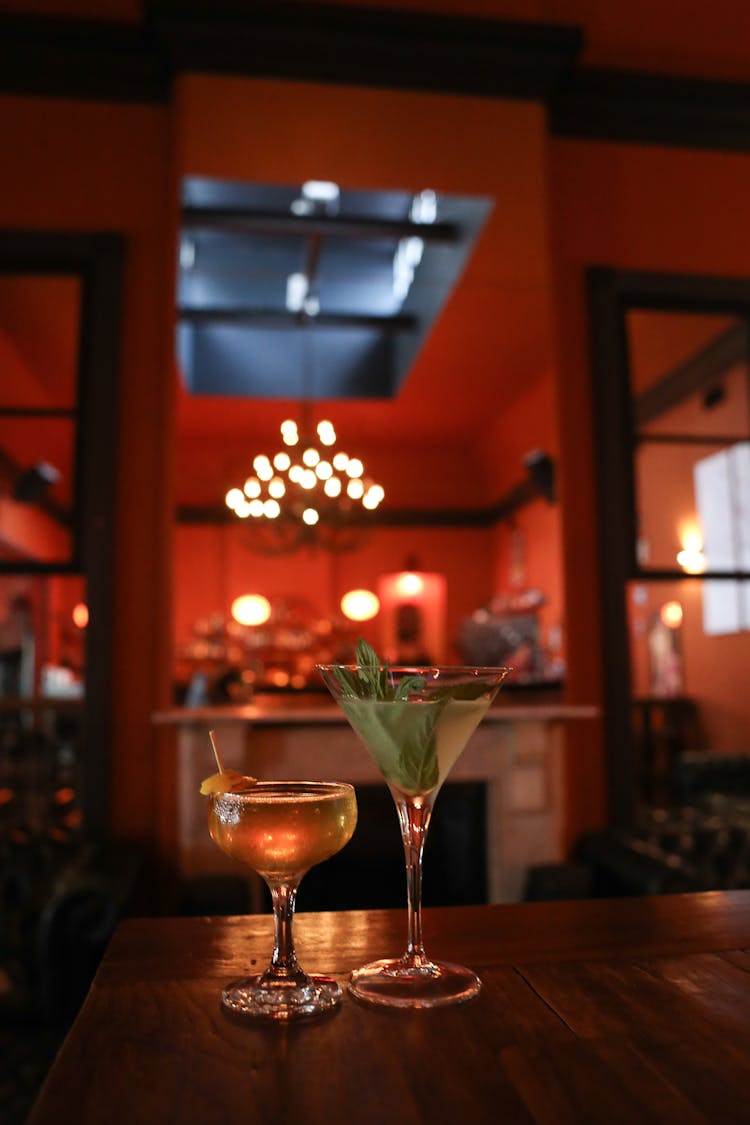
[318,646,509,1008]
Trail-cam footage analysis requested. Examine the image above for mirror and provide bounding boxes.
[590,270,750,821]
[0,274,80,566]
[0,231,123,841]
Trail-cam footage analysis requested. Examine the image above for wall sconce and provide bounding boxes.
[341,589,380,622]
[676,531,706,574]
[72,603,88,629]
[378,564,446,663]
[231,594,272,626]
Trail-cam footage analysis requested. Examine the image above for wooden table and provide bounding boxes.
[30,893,750,1123]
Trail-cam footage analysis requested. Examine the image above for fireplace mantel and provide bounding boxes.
[154,700,598,903]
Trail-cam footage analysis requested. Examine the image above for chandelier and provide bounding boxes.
[224,412,385,551]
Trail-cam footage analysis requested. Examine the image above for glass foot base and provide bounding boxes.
[221,975,342,1021]
[348,958,482,1009]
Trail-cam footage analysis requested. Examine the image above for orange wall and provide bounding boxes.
[0,94,174,846]
[479,372,564,660]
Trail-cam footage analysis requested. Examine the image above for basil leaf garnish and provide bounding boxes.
[331,640,458,793]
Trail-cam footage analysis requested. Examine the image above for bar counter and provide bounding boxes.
[30,892,750,1123]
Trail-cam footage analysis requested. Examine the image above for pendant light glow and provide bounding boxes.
[231,594,272,626]
[341,589,380,622]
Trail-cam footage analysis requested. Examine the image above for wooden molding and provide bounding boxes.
[152,1,582,100]
[0,6,580,106]
[0,14,169,103]
[2,6,750,153]
[550,66,750,153]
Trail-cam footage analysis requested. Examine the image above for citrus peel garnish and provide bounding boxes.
[200,770,259,795]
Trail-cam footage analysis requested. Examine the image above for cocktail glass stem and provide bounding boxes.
[393,792,434,968]
[263,881,307,986]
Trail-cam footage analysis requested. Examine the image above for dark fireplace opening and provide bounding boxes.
[296,782,487,912]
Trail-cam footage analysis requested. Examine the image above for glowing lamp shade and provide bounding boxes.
[396,572,425,598]
[341,589,380,622]
[231,594,272,627]
[660,601,684,629]
[72,603,89,629]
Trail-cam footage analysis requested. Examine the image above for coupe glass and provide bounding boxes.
[207,780,357,1020]
[317,664,509,1008]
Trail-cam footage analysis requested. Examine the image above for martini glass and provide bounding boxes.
[317,664,510,1008]
[208,780,357,1020]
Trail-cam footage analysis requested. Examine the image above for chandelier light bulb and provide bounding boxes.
[282,428,299,447]
[225,415,384,536]
[317,421,337,445]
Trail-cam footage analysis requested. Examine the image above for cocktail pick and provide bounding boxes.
[209,728,224,772]
[200,729,258,795]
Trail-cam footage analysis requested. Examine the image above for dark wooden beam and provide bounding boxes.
[177,504,491,528]
[176,488,550,529]
[587,267,639,828]
[181,208,458,243]
[0,14,168,103]
[178,308,417,332]
[152,1,582,101]
[4,6,750,156]
[634,322,748,427]
[550,67,750,154]
[0,5,581,106]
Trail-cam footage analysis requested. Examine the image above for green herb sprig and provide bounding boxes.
[331,638,427,702]
[333,639,441,794]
